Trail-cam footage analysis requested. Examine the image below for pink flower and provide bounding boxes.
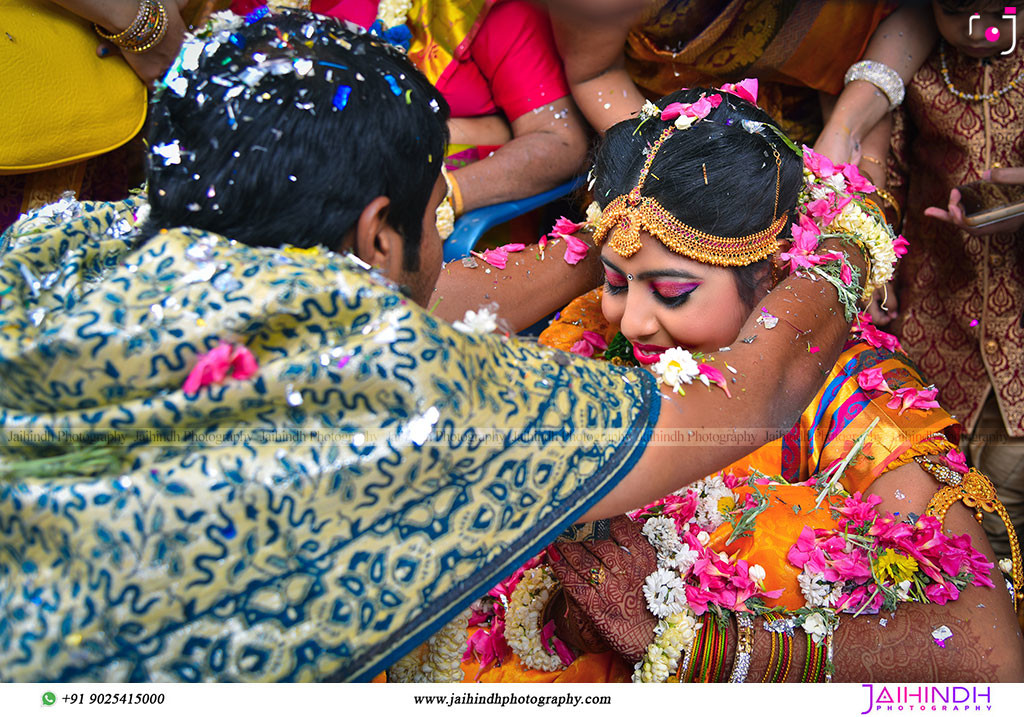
[945,448,968,474]
[183,342,259,395]
[780,223,825,273]
[569,340,595,358]
[841,163,876,193]
[563,235,590,265]
[802,146,838,177]
[720,78,758,104]
[852,313,903,352]
[856,367,892,394]
[570,329,609,357]
[937,532,972,577]
[660,94,722,122]
[549,216,585,239]
[886,386,940,415]
[835,584,885,614]
[684,584,715,615]
[476,243,526,270]
[870,517,914,545]
[698,362,732,398]
[829,549,874,582]
[924,581,961,605]
[805,194,852,226]
[464,619,512,677]
[787,526,818,569]
[840,261,853,286]
[836,491,883,529]
[893,234,909,257]
[541,620,576,666]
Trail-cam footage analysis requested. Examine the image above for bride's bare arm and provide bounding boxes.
[826,462,1024,681]
[735,463,1024,681]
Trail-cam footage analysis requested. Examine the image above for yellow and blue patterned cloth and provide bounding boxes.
[0,198,659,681]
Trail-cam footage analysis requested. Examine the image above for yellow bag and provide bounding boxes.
[0,0,147,174]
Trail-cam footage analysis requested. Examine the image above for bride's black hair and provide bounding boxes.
[591,88,804,307]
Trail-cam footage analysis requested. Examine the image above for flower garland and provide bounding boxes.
[504,566,571,672]
[624,438,995,682]
[390,608,471,682]
[789,491,995,620]
[634,609,698,682]
[796,147,908,314]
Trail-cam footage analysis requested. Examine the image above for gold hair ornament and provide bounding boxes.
[591,127,785,266]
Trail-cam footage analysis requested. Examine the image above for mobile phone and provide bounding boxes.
[956,181,1024,228]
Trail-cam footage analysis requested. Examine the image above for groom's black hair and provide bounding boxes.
[145,8,449,270]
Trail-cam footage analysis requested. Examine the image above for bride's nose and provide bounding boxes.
[619,290,660,343]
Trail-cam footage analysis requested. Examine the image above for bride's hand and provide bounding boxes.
[548,515,657,662]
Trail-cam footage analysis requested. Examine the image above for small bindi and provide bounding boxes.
[626,273,634,281]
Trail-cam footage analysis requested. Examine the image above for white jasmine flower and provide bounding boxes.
[674,115,697,130]
[643,568,688,618]
[654,347,700,390]
[999,558,1013,575]
[694,475,733,530]
[810,185,832,202]
[802,612,828,643]
[452,307,498,335]
[585,200,603,226]
[672,545,700,575]
[824,173,847,194]
[642,517,684,567]
[435,195,454,240]
[749,564,767,583]
[696,530,710,546]
[798,568,833,608]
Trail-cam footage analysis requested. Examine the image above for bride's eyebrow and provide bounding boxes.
[636,269,701,281]
[600,257,626,275]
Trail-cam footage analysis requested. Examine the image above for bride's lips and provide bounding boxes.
[633,343,669,365]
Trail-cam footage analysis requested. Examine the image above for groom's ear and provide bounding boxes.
[351,195,407,280]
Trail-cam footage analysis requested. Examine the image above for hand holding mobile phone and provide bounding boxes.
[956,181,1024,228]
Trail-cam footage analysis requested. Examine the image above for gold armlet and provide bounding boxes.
[915,457,1023,609]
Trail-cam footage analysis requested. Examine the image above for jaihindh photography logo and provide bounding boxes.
[860,684,994,713]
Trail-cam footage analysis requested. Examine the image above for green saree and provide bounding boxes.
[0,198,659,681]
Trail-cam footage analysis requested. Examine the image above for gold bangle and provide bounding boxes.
[447,170,465,217]
[872,187,902,226]
[95,0,167,54]
[94,1,149,44]
[860,154,884,168]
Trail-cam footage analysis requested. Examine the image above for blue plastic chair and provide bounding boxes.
[442,176,585,263]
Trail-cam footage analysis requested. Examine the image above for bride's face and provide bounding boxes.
[600,235,752,364]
